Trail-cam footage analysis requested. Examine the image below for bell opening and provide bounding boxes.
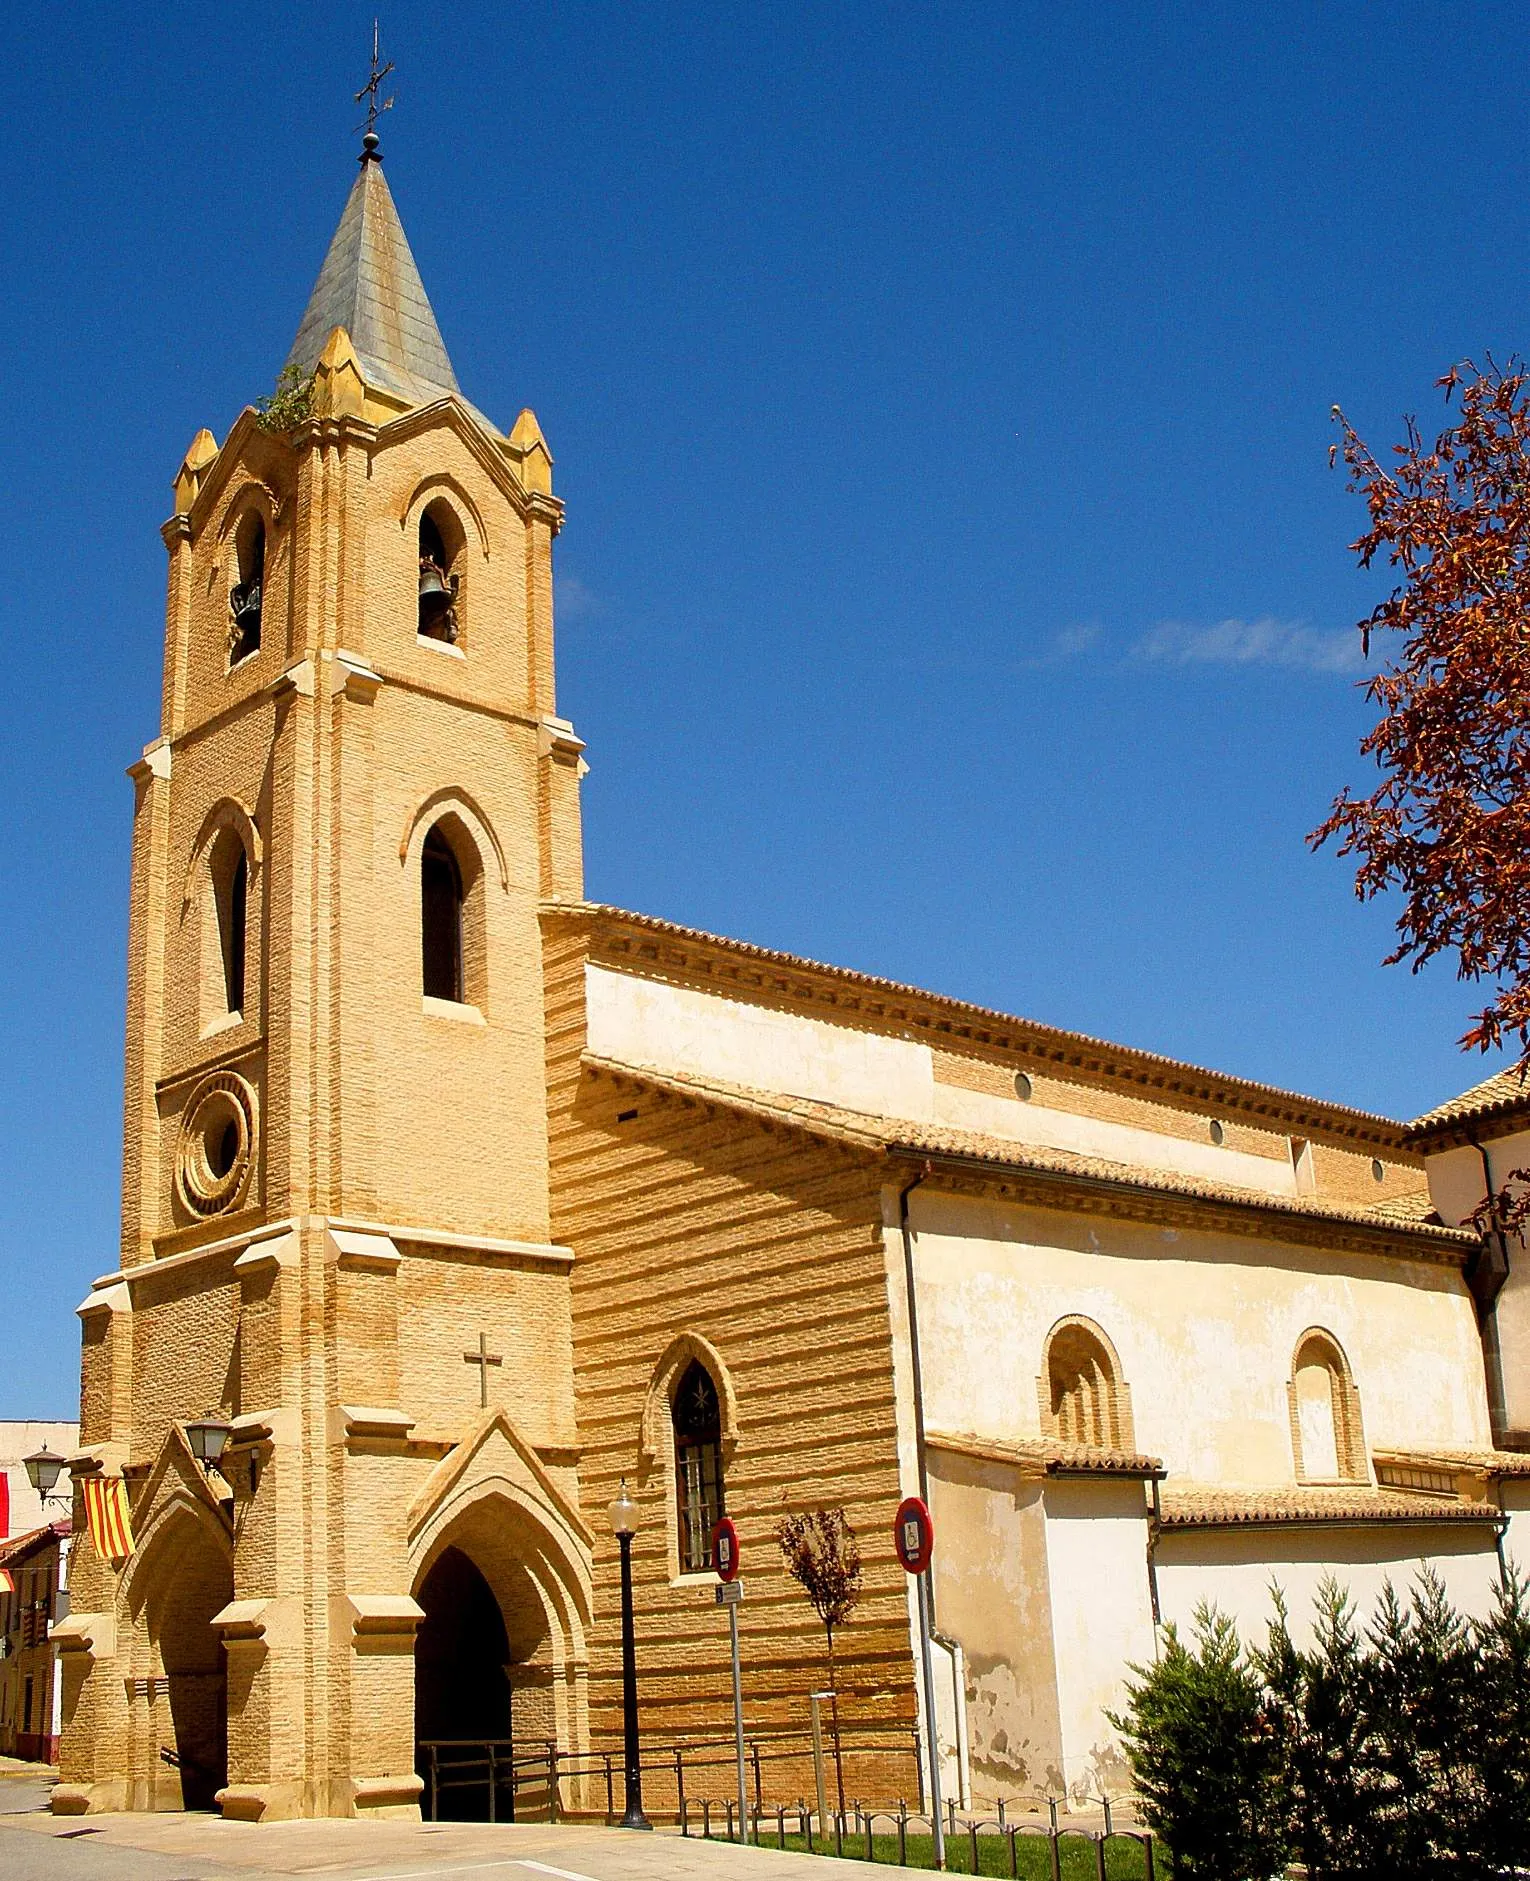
[418,507,460,644]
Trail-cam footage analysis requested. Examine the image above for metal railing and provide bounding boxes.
[417,1725,923,1825]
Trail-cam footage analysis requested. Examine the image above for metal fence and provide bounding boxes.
[685,1798,1159,1877]
[417,1735,1160,1876]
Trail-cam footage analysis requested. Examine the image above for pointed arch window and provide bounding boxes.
[230,512,264,664]
[1289,1331,1367,1483]
[205,827,250,1023]
[1041,1319,1133,1451]
[673,1359,725,1573]
[421,827,464,1002]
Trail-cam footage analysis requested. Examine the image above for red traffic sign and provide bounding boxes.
[712,1516,741,1583]
[894,1496,934,1574]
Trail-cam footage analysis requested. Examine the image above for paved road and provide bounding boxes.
[0,1772,881,1881]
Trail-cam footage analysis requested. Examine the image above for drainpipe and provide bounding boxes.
[898,1162,970,1809]
[898,1164,934,1510]
[1467,1130,1513,1448]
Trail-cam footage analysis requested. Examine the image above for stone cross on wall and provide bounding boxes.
[463,1332,503,1408]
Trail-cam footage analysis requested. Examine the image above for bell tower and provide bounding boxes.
[59,125,593,1819]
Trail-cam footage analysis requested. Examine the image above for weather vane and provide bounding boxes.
[355,19,395,158]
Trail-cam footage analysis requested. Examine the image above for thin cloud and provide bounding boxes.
[1018,622,1103,667]
[1131,617,1364,675]
[555,573,604,621]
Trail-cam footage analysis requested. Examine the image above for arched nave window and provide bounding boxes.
[673,1359,726,1573]
[1041,1318,1134,1451]
[1289,1331,1367,1483]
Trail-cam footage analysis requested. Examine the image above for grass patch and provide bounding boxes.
[700,1826,1155,1876]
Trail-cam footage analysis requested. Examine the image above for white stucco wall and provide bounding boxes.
[0,1422,77,1540]
[585,963,936,1117]
[589,966,1315,1197]
[1155,1524,1503,1651]
[908,1189,1490,1483]
[1043,1480,1156,1800]
[1426,1130,1530,1432]
[932,1083,1297,1196]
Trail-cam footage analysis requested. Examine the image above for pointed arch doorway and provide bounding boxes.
[409,1417,595,1820]
[414,1546,513,1819]
[127,1508,234,1811]
[412,1519,578,1821]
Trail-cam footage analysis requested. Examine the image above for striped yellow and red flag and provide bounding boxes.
[81,1476,134,1563]
[0,1568,13,1594]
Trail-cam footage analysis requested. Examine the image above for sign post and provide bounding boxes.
[894,1495,945,1871]
[712,1517,749,1844]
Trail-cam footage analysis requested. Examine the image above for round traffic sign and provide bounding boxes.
[712,1515,741,1583]
[894,1496,933,1574]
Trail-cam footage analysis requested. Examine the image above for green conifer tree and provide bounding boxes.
[1111,1605,1286,1880]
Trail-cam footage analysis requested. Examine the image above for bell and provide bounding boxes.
[418,559,452,624]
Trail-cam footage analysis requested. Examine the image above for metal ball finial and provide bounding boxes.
[360,129,382,165]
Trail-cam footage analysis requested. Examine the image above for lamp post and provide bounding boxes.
[607,1478,651,1831]
[22,1448,68,1515]
[183,1415,234,1475]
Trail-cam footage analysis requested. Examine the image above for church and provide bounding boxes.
[50,129,1530,1822]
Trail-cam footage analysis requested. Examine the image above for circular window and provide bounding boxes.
[1014,1071,1034,1101]
[1209,1119,1226,1146]
[176,1072,257,1217]
[1372,1158,1386,1184]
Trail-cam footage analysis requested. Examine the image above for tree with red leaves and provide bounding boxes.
[1317,360,1530,1070]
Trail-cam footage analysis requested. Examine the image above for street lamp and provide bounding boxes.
[183,1415,234,1474]
[607,1478,651,1831]
[22,1448,68,1513]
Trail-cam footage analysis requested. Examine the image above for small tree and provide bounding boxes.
[1318,365,1530,1218]
[777,1508,862,1814]
[255,363,314,434]
[1112,1605,1286,1881]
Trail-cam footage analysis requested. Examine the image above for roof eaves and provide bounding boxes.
[580,1056,1476,1263]
[552,902,1413,1149]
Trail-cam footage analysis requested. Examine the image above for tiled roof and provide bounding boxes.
[582,1055,1478,1260]
[551,902,1414,1148]
[927,1429,1165,1479]
[1369,1190,1441,1224]
[0,1520,70,1567]
[1407,1065,1530,1142]
[285,160,461,412]
[1156,1485,1501,1529]
[1373,1446,1530,1480]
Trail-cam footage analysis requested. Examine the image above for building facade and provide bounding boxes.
[54,137,1530,1819]
[1,1521,71,1764]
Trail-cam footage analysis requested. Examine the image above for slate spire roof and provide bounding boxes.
[284,149,460,410]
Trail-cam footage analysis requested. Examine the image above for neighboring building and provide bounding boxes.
[0,1424,79,1541]
[50,127,1530,1822]
[1,1521,72,1763]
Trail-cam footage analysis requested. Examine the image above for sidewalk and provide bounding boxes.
[0,1790,885,1881]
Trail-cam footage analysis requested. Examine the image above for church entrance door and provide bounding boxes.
[137,1513,233,1811]
[415,1544,513,1819]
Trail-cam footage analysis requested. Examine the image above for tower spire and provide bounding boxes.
[354,19,394,164]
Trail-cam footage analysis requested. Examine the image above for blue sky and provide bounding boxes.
[1,1,1523,1411]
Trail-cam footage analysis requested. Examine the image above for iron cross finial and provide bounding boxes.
[354,19,396,162]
